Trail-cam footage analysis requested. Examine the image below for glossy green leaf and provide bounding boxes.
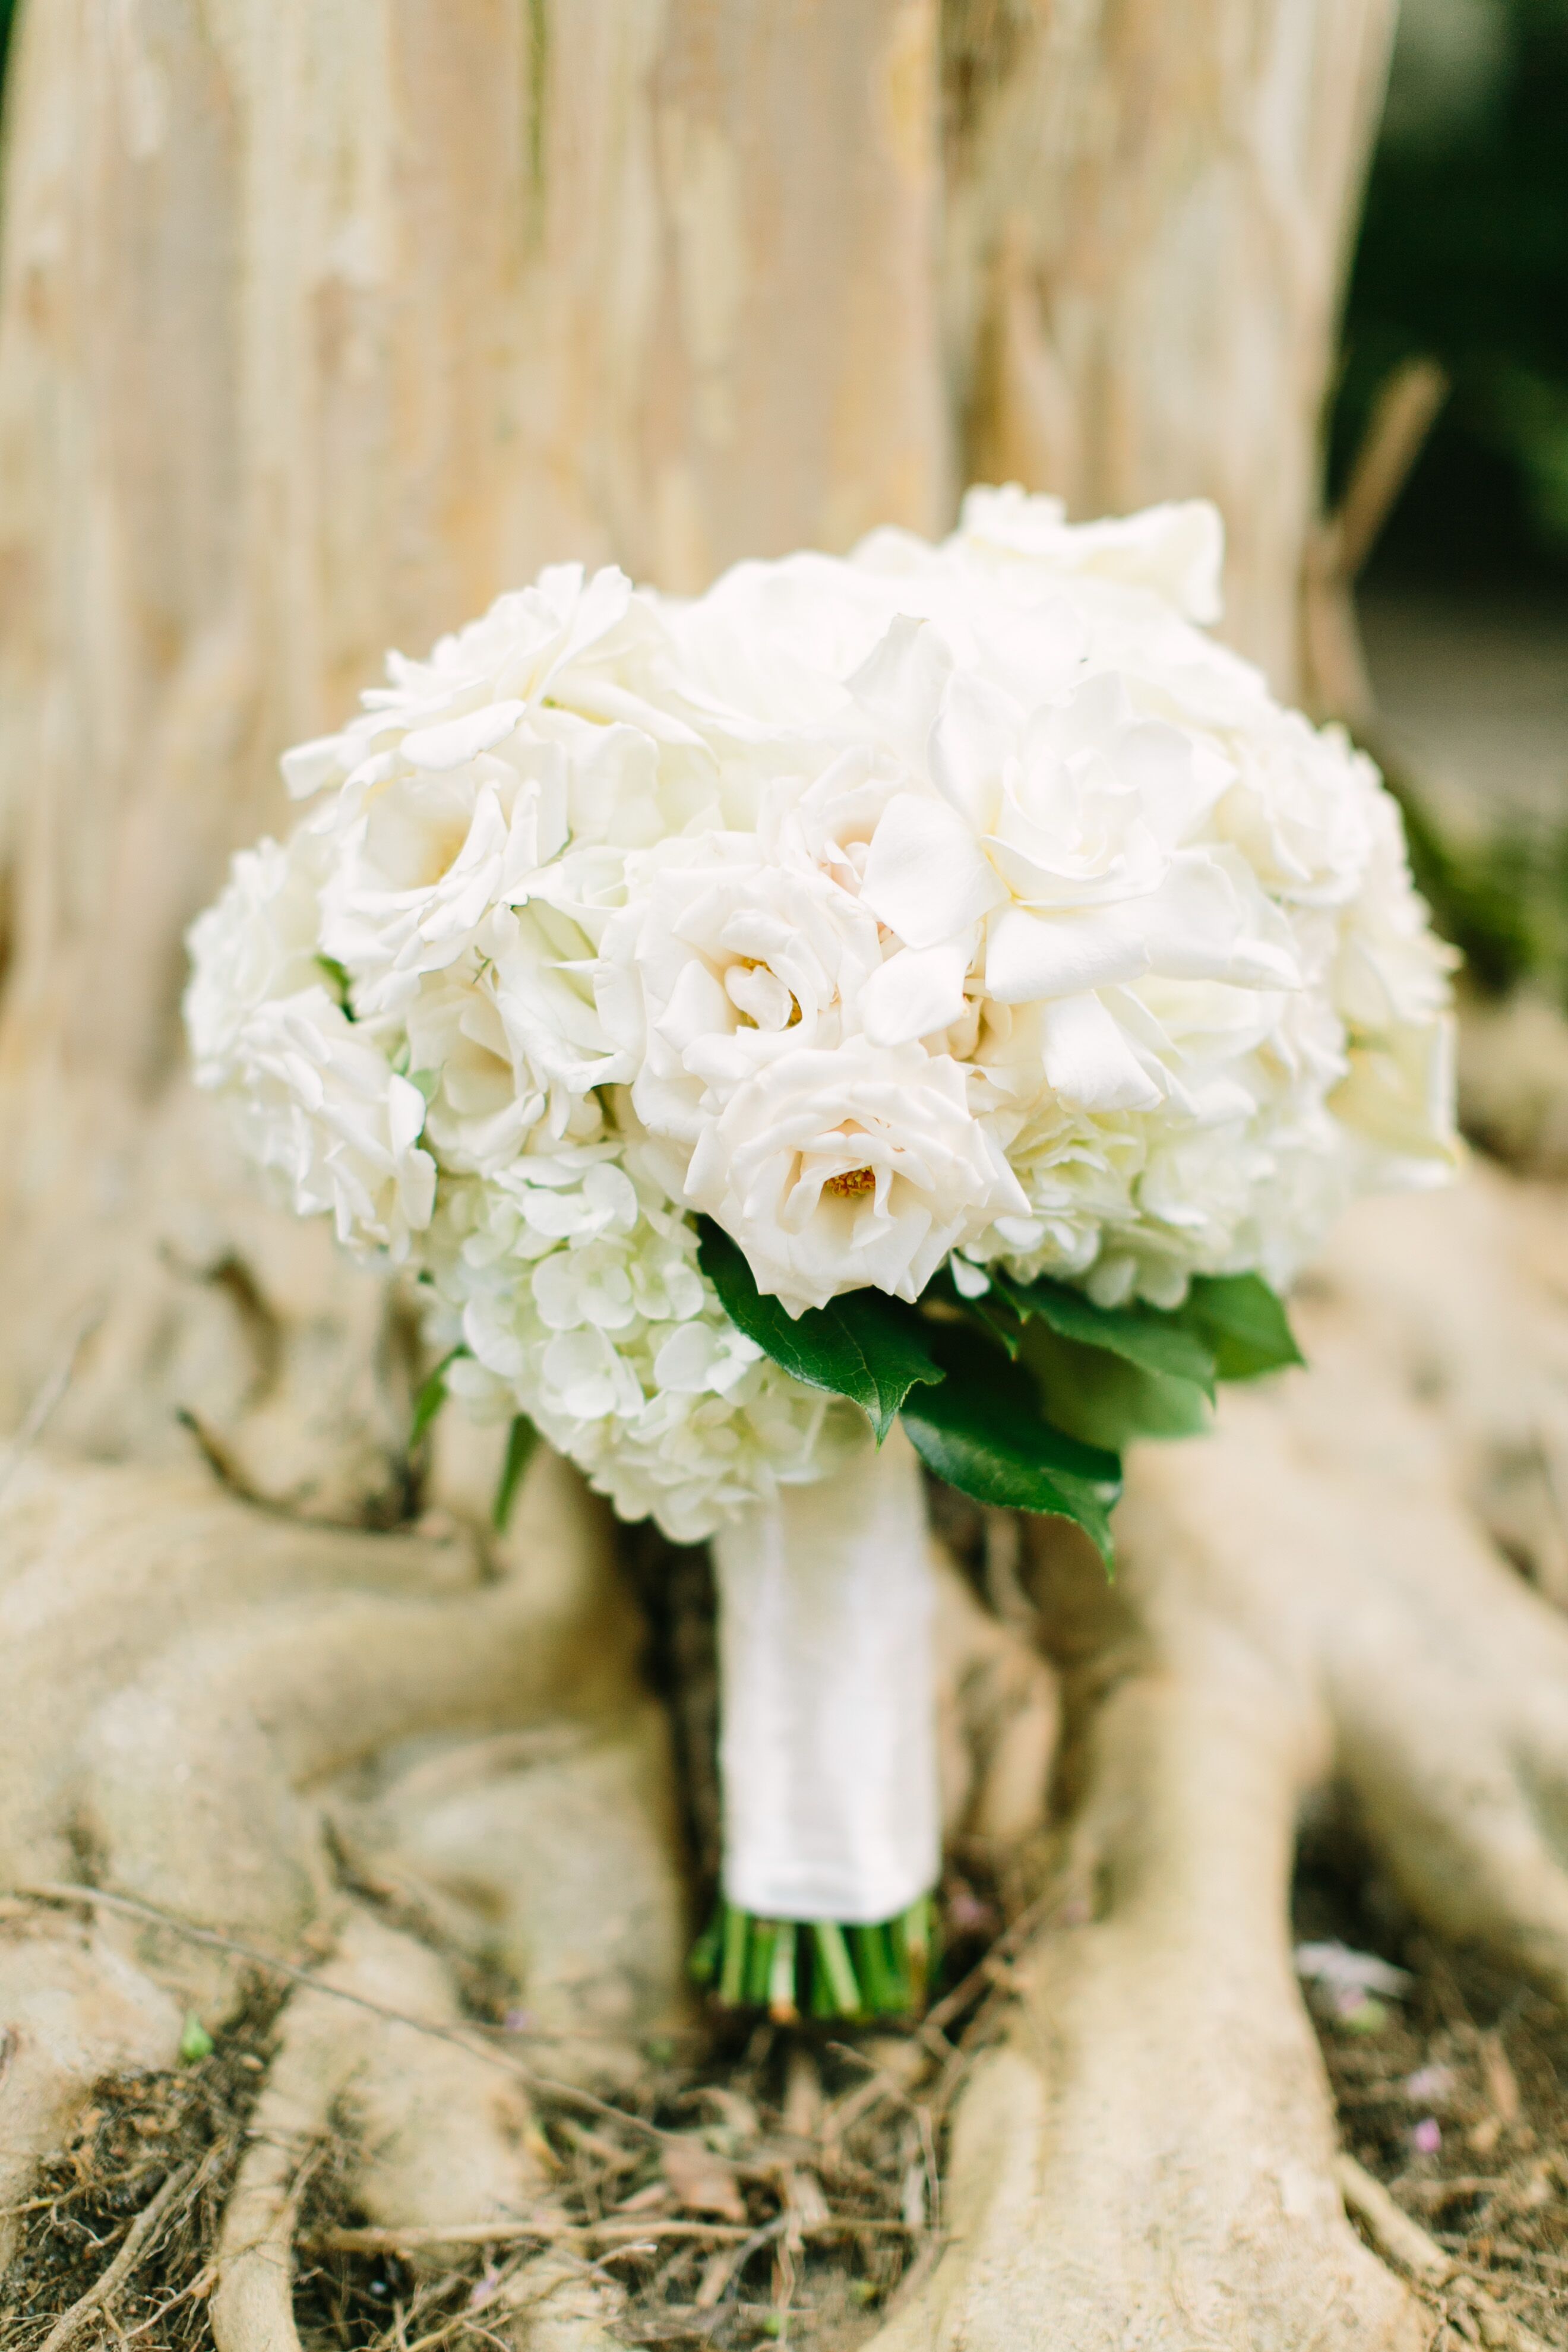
[994,1269,1217,1393]
[900,1323,1120,1561]
[1020,1320,1212,1454]
[697,1219,943,1439]
[1173,1272,1304,1382]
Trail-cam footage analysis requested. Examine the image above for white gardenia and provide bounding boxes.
[186,492,1458,1538]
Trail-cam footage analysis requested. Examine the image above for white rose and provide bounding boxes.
[850,654,1299,1115]
[315,735,570,1018]
[598,827,889,1148]
[222,988,436,1259]
[185,827,435,1257]
[951,483,1226,624]
[683,1038,1026,1313]
[401,931,612,1183]
[278,562,649,802]
[184,830,328,1079]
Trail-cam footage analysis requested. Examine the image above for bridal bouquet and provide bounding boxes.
[186,488,1457,2017]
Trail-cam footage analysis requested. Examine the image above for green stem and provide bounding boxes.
[687,1910,723,1987]
[719,1903,748,2008]
[691,1898,937,2021]
[810,1922,863,2018]
[745,1918,777,2008]
[849,1924,897,2013]
[895,1896,935,2009]
[768,1921,799,2022]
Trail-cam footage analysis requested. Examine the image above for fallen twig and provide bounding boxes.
[1336,2153,1452,2283]
[1336,2156,1554,2352]
[302,2216,917,2254]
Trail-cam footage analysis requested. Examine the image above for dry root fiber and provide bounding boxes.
[4,1124,1568,2347]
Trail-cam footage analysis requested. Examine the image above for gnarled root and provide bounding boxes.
[210,1908,625,2352]
[872,1165,1568,2351]
[0,1431,690,2336]
[873,1549,1420,2348]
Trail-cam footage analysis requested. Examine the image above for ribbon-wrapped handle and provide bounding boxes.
[711,1425,940,1926]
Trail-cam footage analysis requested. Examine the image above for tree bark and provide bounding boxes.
[943,0,1396,691]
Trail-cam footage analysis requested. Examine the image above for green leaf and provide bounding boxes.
[900,1323,1121,1561]
[410,1345,468,1449]
[697,1219,943,1440]
[1019,1320,1212,1453]
[924,1265,1026,1358]
[1172,1273,1304,1382]
[994,1269,1216,1393]
[493,1414,539,1531]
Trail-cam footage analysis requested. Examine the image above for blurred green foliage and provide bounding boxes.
[1336,0,1568,1004]
[1337,0,1568,581]
[1386,757,1568,998]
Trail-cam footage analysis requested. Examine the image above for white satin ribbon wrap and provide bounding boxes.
[710,1425,940,1923]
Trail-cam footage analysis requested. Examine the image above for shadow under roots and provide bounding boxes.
[1294,1806,1568,2347]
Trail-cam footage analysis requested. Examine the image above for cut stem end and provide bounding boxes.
[690,1899,937,2022]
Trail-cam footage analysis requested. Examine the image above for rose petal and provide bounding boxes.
[280,733,346,799]
[859,942,970,1047]
[984,903,1152,1003]
[928,670,1019,833]
[860,792,1004,949]
[845,614,953,770]
[402,701,527,770]
[1039,992,1164,1111]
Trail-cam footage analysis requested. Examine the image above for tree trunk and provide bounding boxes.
[943,0,1396,690]
[6,9,1568,2352]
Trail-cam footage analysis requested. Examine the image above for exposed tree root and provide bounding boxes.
[209,1908,630,2352]
[864,1168,1568,2350]
[4,1138,1568,2345]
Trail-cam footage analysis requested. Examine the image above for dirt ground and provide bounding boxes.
[1298,1816,1568,2348]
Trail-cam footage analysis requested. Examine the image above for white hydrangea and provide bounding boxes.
[422,1131,864,1542]
[186,492,1458,1538]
